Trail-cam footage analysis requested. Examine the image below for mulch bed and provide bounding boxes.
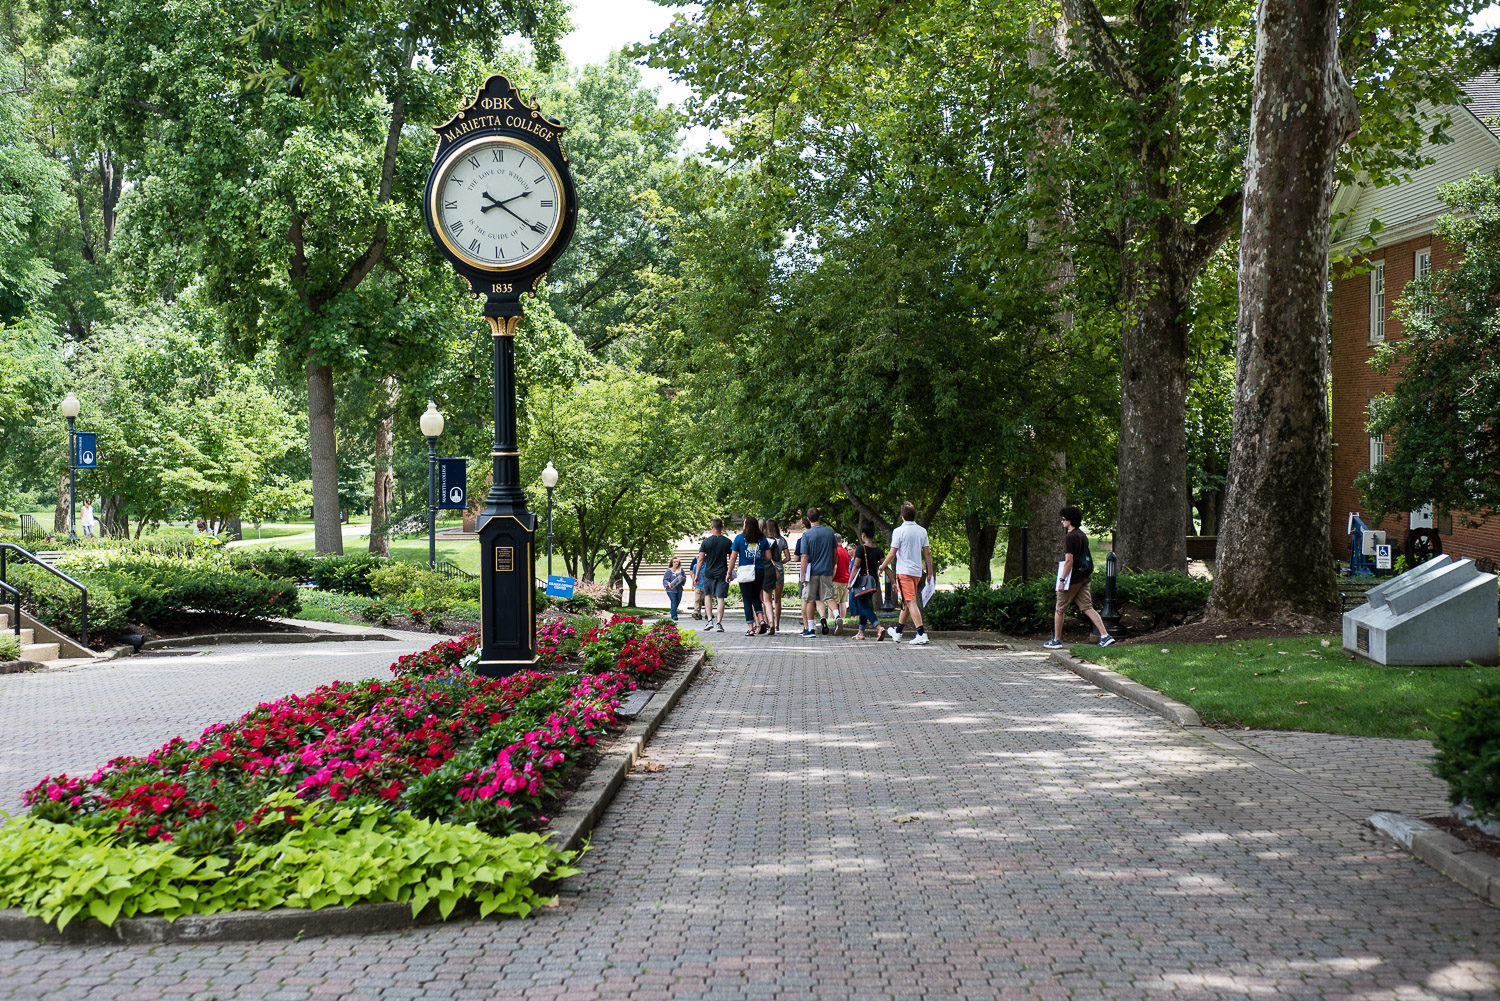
[1423,814,1500,864]
[1110,614,1343,645]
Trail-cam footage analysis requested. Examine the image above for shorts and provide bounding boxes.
[833,581,848,606]
[703,575,729,599]
[802,575,835,602]
[1056,577,1094,613]
[896,573,921,603]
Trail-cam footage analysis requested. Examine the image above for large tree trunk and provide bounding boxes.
[306,359,344,555]
[1207,0,1355,623]
[1004,474,1067,583]
[368,376,397,557]
[101,495,127,539]
[964,511,999,587]
[53,473,70,535]
[1115,227,1194,573]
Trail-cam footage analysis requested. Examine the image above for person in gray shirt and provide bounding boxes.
[796,507,838,636]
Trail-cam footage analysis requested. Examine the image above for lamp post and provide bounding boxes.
[420,401,444,570]
[1099,550,1122,635]
[59,392,81,541]
[540,461,559,578]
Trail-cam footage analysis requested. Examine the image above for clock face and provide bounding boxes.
[431,136,565,271]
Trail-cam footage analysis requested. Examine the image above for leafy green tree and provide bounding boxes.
[521,366,705,601]
[67,0,570,553]
[1358,169,1500,523]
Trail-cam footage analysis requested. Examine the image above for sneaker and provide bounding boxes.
[758,623,768,635]
[909,633,930,645]
[820,618,829,635]
[891,629,903,642]
[800,628,816,638]
[716,623,725,633]
[832,618,841,636]
[1098,635,1116,647]
[1042,638,1064,650]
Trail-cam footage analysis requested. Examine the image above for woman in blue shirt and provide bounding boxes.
[725,516,771,636]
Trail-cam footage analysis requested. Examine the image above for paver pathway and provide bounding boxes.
[2,631,1497,1000]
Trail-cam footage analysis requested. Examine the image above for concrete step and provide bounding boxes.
[21,642,59,663]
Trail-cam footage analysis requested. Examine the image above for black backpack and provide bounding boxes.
[1079,535,1094,577]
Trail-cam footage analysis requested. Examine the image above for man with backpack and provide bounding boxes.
[1044,505,1116,650]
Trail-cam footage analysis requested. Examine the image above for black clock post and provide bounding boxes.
[423,75,578,676]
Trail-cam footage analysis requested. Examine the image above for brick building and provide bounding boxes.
[1329,73,1500,567]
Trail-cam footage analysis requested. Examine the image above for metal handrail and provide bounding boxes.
[0,543,88,646]
[0,578,19,640]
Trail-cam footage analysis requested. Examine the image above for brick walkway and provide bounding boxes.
[2,631,1497,1000]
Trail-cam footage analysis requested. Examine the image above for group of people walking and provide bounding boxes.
[661,503,938,645]
[661,503,1116,649]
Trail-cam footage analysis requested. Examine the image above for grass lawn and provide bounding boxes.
[1072,635,1499,739]
[290,604,362,626]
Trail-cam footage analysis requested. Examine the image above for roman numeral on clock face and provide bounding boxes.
[492,150,504,162]
[541,200,553,207]
[535,175,545,184]
[448,220,463,235]
[468,156,481,169]
[444,200,457,210]
[468,238,480,253]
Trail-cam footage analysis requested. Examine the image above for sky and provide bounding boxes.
[558,0,707,147]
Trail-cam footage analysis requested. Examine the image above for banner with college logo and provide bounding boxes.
[73,432,98,469]
[437,457,468,510]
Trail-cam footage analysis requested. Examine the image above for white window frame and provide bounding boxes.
[1415,247,1432,317]
[1369,260,1386,343]
[1370,434,1385,470]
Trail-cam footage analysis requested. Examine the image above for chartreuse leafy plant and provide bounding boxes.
[0,793,580,930]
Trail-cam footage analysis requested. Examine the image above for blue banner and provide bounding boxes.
[437,458,467,510]
[545,575,576,599]
[73,432,98,469]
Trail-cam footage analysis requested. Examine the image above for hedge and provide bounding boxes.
[924,570,1213,634]
[1431,676,1500,824]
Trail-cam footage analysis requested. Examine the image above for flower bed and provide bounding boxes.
[2,616,689,930]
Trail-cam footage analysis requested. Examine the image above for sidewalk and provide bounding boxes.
[1,632,1495,999]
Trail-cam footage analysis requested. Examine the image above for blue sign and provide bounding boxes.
[73,432,98,469]
[437,458,467,510]
[545,575,576,599]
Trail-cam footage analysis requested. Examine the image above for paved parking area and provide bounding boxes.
[1,630,1496,1000]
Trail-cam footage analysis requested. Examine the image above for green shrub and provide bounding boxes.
[1430,676,1500,824]
[309,553,384,597]
[369,564,480,606]
[229,548,316,581]
[88,565,300,624]
[925,570,1213,634]
[924,578,1055,634]
[297,589,370,619]
[0,632,21,661]
[0,793,581,930]
[1112,570,1213,626]
[8,565,129,638]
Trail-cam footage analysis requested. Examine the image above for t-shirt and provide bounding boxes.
[852,544,884,579]
[700,534,732,577]
[889,520,930,577]
[795,524,837,577]
[731,534,770,570]
[766,537,788,565]
[1064,527,1092,579]
[833,545,851,584]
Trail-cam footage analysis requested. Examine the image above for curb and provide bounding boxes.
[0,645,708,944]
[140,631,402,651]
[1368,812,1500,908]
[1049,650,1203,727]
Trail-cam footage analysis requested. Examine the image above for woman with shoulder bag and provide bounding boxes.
[763,519,788,635]
[848,521,888,641]
[725,516,771,636]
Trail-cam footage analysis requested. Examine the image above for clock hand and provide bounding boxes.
[480,190,532,213]
[490,199,550,234]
